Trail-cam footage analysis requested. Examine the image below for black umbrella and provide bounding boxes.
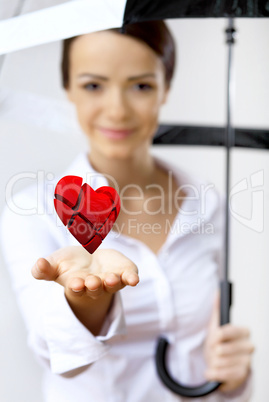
[121,0,269,398]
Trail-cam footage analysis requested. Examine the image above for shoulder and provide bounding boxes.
[0,154,83,244]
[1,152,89,219]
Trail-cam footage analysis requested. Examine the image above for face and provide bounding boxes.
[66,31,169,160]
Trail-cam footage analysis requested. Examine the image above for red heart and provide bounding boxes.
[54,175,121,253]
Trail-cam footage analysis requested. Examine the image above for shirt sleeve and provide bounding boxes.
[0,190,126,374]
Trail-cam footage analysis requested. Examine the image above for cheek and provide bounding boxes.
[75,100,96,130]
[136,98,161,126]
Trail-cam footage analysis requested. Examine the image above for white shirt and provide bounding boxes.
[0,152,251,402]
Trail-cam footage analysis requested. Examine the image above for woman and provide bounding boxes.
[1,21,254,401]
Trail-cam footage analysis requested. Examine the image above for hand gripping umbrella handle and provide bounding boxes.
[155,280,232,398]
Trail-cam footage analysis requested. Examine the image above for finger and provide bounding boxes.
[84,275,104,299]
[31,258,59,281]
[65,277,86,297]
[103,273,122,294]
[209,351,253,370]
[214,339,255,358]
[205,363,250,384]
[121,270,140,287]
[69,277,85,292]
[212,325,250,344]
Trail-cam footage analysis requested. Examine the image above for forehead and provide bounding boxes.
[69,31,163,75]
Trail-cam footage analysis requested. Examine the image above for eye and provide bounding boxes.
[134,83,153,91]
[83,82,101,91]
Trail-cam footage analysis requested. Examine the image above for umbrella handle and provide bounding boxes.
[156,338,221,397]
[155,280,232,398]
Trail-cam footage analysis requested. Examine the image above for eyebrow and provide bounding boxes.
[77,73,156,81]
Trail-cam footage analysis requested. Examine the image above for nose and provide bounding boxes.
[105,88,130,122]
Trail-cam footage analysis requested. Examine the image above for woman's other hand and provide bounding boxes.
[204,292,255,393]
[31,246,139,334]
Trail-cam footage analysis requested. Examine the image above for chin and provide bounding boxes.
[104,148,135,160]
[91,136,150,161]
[95,139,135,158]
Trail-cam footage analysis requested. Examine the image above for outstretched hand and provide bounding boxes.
[32,246,139,296]
[32,246,139,334]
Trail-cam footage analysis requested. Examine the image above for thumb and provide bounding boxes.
[204,290,221,360]
[32,257,59,281]
[208,290,221,335]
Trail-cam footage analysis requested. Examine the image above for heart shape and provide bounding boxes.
[54,175,121,253]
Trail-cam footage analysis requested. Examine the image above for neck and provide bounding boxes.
[88,146,156,191]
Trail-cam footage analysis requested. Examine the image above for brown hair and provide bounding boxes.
[61,20,176,89]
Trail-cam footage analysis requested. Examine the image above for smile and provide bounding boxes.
[98,127,135,140]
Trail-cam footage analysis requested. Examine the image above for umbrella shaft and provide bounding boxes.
[224,18,236,282]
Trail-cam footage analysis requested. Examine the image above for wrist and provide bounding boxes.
[65,290,113,335]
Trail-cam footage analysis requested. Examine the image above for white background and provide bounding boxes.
[0,17,269,401]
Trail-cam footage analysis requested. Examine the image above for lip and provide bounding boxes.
[98,127,135,140]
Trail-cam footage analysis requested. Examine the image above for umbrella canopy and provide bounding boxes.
[0,0,268,55]
[123,0,269,21]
